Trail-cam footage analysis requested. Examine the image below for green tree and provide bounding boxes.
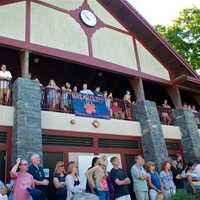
[155,7,200,70]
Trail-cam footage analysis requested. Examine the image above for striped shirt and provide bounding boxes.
[0,71,12,89]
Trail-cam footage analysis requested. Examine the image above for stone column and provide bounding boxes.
[12,78,42,162]
[173,109,200,161]
[134,100,168,169]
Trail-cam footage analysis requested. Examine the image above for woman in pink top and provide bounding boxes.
[10,158,34,200]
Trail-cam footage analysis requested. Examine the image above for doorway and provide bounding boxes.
[0,150,6,182]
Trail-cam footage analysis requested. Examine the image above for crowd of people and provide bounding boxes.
[42,80,133,120]
[159,99,200,125]
[1,64,200,123]
[1,153,200,200]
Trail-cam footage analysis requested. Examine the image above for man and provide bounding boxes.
[170,157,183,190]
[28,154,49,200]
[131,156,149,200]
[80,83,94,95]
[110,157,131,200]
[93,86,103,96]
[0,64,12,105]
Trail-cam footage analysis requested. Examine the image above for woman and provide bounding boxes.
[146,161,163,200]
[176,154,183,170]
[86,157,99,193]
[46,79,60,110]
[184,162,200,194]
[53,161,67,200]
[161,100,171,125]
[160,161,176,199]
[65,161,84,200]
[86,156,110,200]
[111,101,125,119]
[10,158,34,200]
[123,90,132,120]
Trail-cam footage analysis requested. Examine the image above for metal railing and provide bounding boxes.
[41,87,134,121]
[157,106,175,125]
[0,79,12,106]
[110,99,134,120]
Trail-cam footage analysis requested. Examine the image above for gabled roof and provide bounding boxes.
[100,0,200,80]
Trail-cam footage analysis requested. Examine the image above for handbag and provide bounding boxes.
[26,188,42,199]
[157,192,164,200]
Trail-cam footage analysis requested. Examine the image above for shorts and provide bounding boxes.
[135,191,149,200]
[0,88,9,103]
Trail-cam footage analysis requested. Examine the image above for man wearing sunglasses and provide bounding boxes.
[28,154,49,200]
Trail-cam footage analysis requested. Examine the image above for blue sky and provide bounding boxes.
[127,0,200,25]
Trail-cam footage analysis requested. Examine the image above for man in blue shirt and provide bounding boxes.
[131,155,149,200]
[110,157,131,200]
[28,154,49,200]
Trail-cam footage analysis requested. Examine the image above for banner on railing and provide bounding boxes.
[71,93,110,119]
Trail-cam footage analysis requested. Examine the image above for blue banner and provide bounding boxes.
[71,93,110,119]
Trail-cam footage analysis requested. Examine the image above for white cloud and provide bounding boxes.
[127,0,200,25]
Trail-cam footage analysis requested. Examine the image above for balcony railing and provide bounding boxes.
[157,106,175,125]
[0,80,12,106]
[41,87,134,121]
[157,106,200,128]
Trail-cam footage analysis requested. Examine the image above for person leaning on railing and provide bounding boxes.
[61,82,72,112]
[161,100,171,125]
[46,79,60,111]
[123,90,133,120]
[0,64,12,106]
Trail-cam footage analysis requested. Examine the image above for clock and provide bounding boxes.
[80,10,97,27]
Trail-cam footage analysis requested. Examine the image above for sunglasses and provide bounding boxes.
[20,163,28,166]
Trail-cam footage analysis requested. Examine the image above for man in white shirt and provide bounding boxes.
[195,163,200,177]
[80,83,94,95]
[0,64,12,105]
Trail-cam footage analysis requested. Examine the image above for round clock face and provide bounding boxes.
[80,10,97,27]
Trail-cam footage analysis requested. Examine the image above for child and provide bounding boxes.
[0,184,8,200]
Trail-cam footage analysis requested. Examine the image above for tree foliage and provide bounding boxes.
[155,7,200,70]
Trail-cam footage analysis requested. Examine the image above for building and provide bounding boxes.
[0,0,200,192]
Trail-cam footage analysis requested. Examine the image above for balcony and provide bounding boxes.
[157,106,200,128]
[41,87,134,121]
[157,106,175,125]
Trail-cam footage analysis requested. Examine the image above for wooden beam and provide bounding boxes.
[19,50,29,78]
[166,86,182,108]
[129,78,145,102]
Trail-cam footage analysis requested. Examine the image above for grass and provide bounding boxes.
[170,191,200,200]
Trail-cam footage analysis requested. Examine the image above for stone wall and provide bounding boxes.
[173,109,200,162]
[134,100,168,169]
[12,78,42,162]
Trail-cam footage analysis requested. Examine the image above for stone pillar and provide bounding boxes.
[12,78,42,162]
[134,101,168,169]
[173,109,200,161]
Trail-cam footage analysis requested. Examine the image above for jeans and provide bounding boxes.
[96,190,110,200]
[149,189,157,200]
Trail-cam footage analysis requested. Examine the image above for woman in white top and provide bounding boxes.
[65,161,84,200]
[0,64,12,105]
